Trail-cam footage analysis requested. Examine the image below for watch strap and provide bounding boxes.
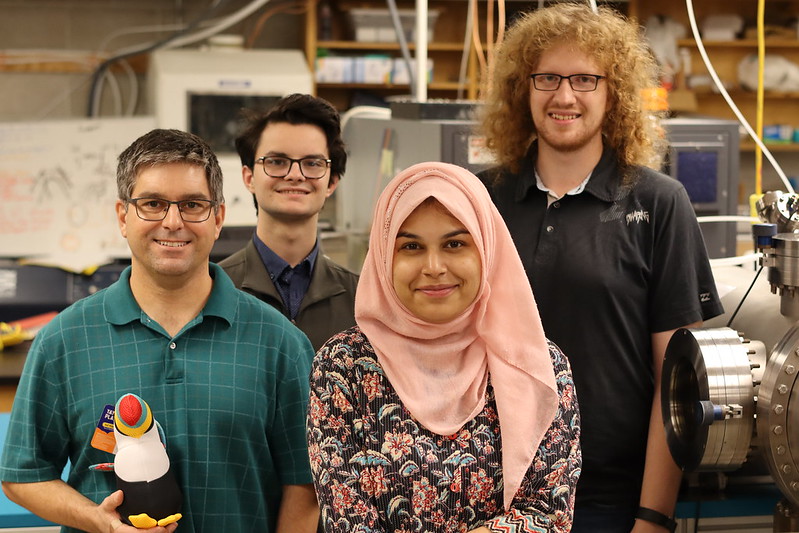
[635,506,677,533]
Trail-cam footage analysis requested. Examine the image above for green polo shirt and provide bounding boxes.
[0,263,314,532]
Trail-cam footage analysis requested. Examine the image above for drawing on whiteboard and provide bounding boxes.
[32,167,72,202]
[0,117,156,270]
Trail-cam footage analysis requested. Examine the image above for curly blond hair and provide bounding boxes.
[479,2,664,178]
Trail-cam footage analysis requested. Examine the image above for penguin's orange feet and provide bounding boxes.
[127,514,157,528]
[157,513,182,527]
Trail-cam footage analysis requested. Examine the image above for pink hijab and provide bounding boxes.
[355,162,559,510]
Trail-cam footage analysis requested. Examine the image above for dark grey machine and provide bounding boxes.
[663,117,740,259]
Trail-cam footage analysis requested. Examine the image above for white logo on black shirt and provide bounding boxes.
[625,210,650,225]
[700,292,711,302]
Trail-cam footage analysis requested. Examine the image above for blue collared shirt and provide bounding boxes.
[253,233,318,320]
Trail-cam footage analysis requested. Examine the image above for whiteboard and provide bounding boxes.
[0,117,156,270]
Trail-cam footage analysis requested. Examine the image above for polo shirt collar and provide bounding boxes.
[535,169,591,198]
[516,141,623,204]
[104,266,140,326]
[203,263,237,326]
[104,263,235,327]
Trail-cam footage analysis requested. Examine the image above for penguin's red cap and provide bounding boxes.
[118,395,143,425]
[114,394,153,438]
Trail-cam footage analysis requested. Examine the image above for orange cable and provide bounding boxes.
[471,0,487,85]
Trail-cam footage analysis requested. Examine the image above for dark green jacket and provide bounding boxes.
[219,241,359,353]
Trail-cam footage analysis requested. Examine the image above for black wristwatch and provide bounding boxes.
[635,506,677,533]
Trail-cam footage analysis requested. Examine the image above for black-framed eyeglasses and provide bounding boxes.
[128,197,216,223]
[256,156,331,179]
[530,73,606,92]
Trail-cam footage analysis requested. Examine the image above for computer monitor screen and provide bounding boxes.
[674,150,719,204]
[189,94,283,154]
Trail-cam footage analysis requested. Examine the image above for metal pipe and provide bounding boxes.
[415,0,428,102]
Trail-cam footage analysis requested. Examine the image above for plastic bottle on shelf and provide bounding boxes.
[318,0,333,41]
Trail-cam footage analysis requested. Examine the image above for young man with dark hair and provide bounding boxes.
[220,94,358,352]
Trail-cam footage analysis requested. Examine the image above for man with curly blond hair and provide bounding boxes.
[478,3,723,533]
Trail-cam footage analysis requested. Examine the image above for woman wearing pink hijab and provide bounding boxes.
[307,162,580,532]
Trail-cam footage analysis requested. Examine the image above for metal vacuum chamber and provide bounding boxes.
[662,192,799,529]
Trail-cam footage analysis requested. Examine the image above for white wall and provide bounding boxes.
[0,0,304,121]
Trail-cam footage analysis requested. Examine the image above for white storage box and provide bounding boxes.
[315,56,355,83]
[391,57,433,85]
[355,56,393,83]
[349,8,440,43]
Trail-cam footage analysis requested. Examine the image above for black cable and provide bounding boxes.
[726,265,764,328]
[86,0,231,117]
[693,500,700,533]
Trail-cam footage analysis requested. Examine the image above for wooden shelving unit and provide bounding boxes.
[630,1,799,127]
[304,0,486,109]
[742,141,799,152]
[302,0,799,134]
[627,0,799,194]
[304,1,635,110]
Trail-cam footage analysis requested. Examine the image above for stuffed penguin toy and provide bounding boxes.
[113,393,182,528]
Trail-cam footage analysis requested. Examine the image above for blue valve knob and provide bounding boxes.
[695,400,722,426]
[752,223,777,248]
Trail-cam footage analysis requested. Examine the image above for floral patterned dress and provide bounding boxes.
[307,326,581,532]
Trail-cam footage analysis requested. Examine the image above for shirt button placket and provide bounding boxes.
[165,340,184,382]
[545,201,559,234]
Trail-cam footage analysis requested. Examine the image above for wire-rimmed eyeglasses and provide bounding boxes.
[128,197,216,223]
[256,156,331,179]
[530,73,606,92]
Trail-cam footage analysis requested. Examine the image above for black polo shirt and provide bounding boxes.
[480,143,723,509]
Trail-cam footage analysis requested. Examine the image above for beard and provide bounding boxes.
[535,117,604,154]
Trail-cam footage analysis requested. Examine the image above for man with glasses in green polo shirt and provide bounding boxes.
[0,129,318,533]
